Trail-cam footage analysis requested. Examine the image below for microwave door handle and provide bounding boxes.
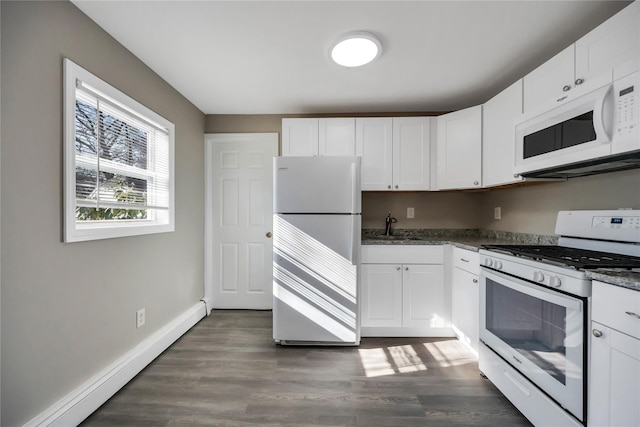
[594,85,613,142]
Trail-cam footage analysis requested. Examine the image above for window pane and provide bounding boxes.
[97,174,148,206]
[75,100,98,156]
[77,207,148,221]
[76,166,98,201]
[98,105,148,170]
[75,168,148,221]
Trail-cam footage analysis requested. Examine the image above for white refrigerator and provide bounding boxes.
[272,156,361,346]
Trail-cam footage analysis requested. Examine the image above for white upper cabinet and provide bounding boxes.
[523,45,577,115]
[281,118,355,156]
[281,118,318,156]
[319,118,356,156]
[436,105,482,190]
[355,118,393,191]
[356,117,432,191]
[392,117,432,191]
[524,1,639,115]
[482,79,524,188]
[575,0,639,83]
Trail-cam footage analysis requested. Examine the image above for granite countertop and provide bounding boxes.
[361,228,640,291]
[586,269,640,291]
[361,228,558,252]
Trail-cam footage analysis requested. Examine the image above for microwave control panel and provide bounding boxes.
[614,73,638,137]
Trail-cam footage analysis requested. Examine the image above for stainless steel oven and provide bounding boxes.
[479,210,640,427]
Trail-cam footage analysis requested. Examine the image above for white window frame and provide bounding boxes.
[63,58,175,242]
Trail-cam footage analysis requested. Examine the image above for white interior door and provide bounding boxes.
[205,133,278,309]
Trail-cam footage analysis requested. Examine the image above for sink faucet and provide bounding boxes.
[384,212,398,236]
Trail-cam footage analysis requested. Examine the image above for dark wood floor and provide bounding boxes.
[82,310,531,426]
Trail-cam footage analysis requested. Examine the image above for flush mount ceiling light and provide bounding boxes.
[330,31,382,67]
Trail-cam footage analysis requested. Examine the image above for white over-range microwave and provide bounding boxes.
[514,72,640,179]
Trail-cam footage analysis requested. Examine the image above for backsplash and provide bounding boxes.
[362,169,639,236]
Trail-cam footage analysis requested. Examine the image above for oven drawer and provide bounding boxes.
[592,281,640,339]
[479,343,582,427]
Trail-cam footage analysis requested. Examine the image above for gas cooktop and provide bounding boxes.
[481,244,640,270]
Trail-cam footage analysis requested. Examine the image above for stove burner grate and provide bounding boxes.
[482,244,640,270]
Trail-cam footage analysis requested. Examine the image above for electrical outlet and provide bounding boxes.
[494,207,502,220]
[407,207,415,219]
[136,308,146,328]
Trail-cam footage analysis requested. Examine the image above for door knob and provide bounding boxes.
[266,232,272,238]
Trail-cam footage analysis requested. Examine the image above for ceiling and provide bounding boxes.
[71,0,631,115]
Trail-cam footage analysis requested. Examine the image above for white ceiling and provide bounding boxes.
[71,0,631,115]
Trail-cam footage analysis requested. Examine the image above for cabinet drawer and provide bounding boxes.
[592,281,640,339]
[361,245,444,264]
[452,247,480,275]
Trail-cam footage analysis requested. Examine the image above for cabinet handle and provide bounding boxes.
[592,329,603,338]
[266,232,272,238]
[556,95,568,103]
[405,267,409,271]
[473,181,479,185]
[473,279,478,283]
[395,185,399,189]
[396,266,401,271]
[388,185,392,189]
[625,311,640,320]
[575,78,584,85]
[562,85,571,92]
[460,258,469,263]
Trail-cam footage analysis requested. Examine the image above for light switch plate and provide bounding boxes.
[407,207,415,219]
[494,207,501,220]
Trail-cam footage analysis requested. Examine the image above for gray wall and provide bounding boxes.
[1,2,205,425]
[479,169,640,235]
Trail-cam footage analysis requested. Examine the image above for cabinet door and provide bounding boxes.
[576,1,639,84]
[523,45,575,115]
[482,79,524,188]
[436,106,482,190]
[392,117,431,191]
[281,118,318,156]
[355,118,393,191]
[361,264,402,327]
[402,264,447,328]
[451,267,479,354]
[589,322,640,427]
[319,118,356,156]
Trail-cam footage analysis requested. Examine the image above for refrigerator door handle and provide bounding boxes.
[351,162,357,214]
[349,214,359,264]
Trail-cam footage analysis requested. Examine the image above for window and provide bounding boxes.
[64,59,174,242]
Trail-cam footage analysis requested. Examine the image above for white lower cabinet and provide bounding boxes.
[361,264,403,328]
[589,281,640,427]
[450,247,480,355]
[361,245,452,337]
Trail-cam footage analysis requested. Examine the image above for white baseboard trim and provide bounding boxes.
[25,301,207,427]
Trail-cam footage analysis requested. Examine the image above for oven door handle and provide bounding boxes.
[480,267,583,310]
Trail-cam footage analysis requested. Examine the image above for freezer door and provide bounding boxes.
[273,214,360,344]
[273,156,361,214]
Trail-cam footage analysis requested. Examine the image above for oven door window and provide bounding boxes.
[485,278,568,385]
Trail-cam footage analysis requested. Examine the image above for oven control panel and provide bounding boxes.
[556,210,640,244]
[592,215,640,229]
